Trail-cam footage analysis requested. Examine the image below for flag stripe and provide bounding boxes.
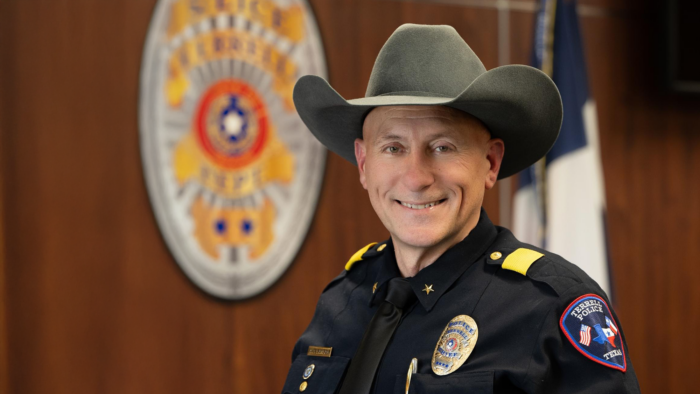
[513,0,611,297]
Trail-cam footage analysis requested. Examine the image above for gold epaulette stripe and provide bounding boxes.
[502,248,544,275]
[345,242,378,271]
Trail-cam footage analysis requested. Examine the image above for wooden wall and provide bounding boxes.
[0,0,698,393]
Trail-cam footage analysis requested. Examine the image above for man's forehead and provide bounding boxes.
[363,105,488,138]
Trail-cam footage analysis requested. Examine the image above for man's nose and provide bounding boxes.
[401,150,435,192]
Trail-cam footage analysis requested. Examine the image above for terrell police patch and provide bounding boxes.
[559,294,627,372]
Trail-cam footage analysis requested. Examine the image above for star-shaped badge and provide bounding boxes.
[423,284,434,295]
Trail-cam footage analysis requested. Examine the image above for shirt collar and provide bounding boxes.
[369,238,402,306]
[370,209,498,311]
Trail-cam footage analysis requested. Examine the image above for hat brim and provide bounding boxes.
[293,64,562,179]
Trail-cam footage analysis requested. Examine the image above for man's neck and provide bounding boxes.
[393,243,447,277]
[392,216,480,278]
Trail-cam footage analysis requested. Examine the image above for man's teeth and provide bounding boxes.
[400,201,441,210]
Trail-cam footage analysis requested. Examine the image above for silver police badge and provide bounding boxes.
[431,315,479,376]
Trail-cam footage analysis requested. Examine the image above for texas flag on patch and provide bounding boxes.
[579,324,591,346]
[593,324,617,348]
[606,316,619,334]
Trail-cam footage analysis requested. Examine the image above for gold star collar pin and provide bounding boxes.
[422,284,434,295]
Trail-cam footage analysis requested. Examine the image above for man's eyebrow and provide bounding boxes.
[424,131,459,140]
[374,133,403,143]
[373,129,462,144]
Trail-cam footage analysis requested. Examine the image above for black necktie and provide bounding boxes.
[338,277,417,394]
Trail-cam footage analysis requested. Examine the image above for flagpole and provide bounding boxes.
[496,0,512,228]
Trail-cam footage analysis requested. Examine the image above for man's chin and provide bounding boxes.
[391,230,449,250]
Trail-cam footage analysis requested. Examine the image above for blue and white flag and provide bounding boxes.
[512,0,611,296]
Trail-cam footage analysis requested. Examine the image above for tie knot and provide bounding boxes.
[385,277,416,309]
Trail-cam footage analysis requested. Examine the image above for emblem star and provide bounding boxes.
[422,284,434,295]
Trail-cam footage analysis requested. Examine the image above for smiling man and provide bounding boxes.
[356,106,502,278]
[282,24,640,394]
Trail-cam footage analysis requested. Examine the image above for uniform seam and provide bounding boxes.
[529,257,584,296]
[468,263,498,316]
[539,257,585,282]
[522,302,557,390]
[323,261,370,345]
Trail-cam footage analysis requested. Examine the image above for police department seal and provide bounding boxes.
[139,0,327,299]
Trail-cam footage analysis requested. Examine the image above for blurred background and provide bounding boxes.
[1,0,699,393]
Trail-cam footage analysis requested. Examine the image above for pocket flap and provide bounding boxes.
[396,370,493,394]
[282,354,350,394]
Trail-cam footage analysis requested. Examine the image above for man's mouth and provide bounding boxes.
[397,199,446,210]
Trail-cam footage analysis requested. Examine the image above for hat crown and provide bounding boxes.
[366,24,487,98]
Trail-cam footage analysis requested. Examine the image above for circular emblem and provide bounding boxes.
[432,315,479,376]
[139,0,327,299]
[302,364,314,379]
[195,80,269,168]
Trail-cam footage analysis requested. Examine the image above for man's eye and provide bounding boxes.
[435,146,450,152]
[385,146,400,153]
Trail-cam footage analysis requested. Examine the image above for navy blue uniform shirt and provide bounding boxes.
[282,210,641,393]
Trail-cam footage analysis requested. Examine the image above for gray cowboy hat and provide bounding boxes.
[293,23,563,179]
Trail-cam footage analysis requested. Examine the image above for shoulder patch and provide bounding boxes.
[502,248,544,275]
[559,294,627,372]
[344,242,377,271]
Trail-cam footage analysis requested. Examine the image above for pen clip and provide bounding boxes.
[405,358,418,394]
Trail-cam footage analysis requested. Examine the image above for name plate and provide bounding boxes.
[307,346,333,357]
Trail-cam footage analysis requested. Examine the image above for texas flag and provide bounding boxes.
[512,0,611,296]
[593,323,617,348]
[602,327,617,346]
[606,316,618,335]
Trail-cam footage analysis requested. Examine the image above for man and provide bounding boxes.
[282,24,640,393]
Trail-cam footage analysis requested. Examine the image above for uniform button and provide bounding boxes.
[490,251,502,260]
[300,381,308,392]
[377,244,387,252]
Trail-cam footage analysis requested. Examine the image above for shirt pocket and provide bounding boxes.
[282,354,350,394]
[395,370,494,394]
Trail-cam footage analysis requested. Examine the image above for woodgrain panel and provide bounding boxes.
[0,1,10,392]
[581,9,700,392]
[0,1,499,393]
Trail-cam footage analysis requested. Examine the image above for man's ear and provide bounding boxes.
[485,138,504,190]
[354,138,368,190]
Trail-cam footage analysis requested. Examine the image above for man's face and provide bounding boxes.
[354,106,504,251]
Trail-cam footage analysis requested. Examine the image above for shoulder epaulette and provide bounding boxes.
[345,242,388,271]
[489,246,584,296]
[487,230,587,296]
[501,248,544,275]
